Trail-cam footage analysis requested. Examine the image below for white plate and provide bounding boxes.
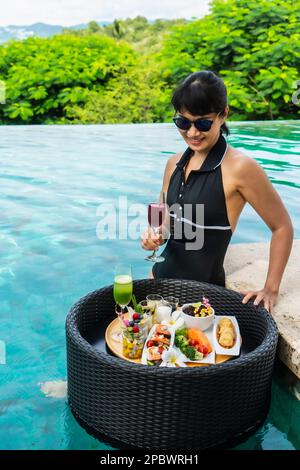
[174,326,215,364]
[213,316,241,356]
[141,323,175,366]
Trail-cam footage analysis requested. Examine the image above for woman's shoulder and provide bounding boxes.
[162,152,183,189]
[224,146,261,172]
[223,145,265,184]
[167,152,183,166]
[165,152,183,174]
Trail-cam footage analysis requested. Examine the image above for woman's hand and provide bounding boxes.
[141,227,166,251]
[240,287,278,314]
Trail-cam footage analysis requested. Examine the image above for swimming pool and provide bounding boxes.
[0,121,299,450]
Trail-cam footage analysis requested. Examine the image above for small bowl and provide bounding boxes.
[181,303,215,331]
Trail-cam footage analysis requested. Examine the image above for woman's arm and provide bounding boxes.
[234,156,294,313]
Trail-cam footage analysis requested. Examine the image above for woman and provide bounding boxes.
[141,71,293,313]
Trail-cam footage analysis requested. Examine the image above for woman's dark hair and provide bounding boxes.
[171,70,230,136]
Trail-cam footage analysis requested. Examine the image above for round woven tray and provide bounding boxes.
[66,278,278,450]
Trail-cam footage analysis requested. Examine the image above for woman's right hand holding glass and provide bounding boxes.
[141,227,165,251]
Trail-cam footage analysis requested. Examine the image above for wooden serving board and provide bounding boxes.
[105,317,232,367]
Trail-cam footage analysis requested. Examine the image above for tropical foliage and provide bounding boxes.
[0,0,299,124]
[0,34,136,123]
[159,0,300,120]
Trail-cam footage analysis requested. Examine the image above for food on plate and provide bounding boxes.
[151,334,170,345]
[182,296,214,318]
[217,317,236,348]
[145,324,172,366]
[187,328,213,354]
[147,346,163,362]
[175,327,212,361]
[156,324,171,336]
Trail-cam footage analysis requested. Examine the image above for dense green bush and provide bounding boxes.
[0,0,299,124]
[66,57,172,124]
[0,34,136,123]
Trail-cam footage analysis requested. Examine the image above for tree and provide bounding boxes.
[111,19,126,39]
[66,57,171,124]
[87,21,102,33]
[157,0,300,120]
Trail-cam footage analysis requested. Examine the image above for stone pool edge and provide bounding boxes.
[225,239,300,379]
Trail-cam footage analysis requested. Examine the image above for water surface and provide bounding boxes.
[0,121,299,449]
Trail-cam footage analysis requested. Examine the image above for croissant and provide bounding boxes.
[218,318,236,348]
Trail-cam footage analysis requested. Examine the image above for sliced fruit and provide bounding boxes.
[187,328,212,354]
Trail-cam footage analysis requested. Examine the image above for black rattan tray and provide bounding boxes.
[66,278,278,450]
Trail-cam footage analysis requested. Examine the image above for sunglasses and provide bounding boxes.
[173,112,221,132]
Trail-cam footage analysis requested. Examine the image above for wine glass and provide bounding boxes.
[145,202,167,263]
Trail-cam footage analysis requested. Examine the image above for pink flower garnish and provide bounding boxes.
[203,296,211,307]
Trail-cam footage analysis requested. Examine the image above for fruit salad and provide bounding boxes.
[122,312,148,359]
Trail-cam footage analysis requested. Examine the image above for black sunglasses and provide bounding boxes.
[173,112,221,132]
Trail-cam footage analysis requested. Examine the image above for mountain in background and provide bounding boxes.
[0,21,111,43]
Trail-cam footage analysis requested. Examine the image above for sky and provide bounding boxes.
[0,0,211,26]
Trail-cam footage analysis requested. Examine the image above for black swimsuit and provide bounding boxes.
[152,131,232,286]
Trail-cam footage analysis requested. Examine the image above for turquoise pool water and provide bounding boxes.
[0,121,299,450]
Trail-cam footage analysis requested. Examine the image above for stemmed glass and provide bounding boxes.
[145,201,167,263]
[113,264,133,318]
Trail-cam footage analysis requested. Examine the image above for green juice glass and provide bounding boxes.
[113,264,133,311]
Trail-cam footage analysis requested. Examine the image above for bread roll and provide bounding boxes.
[218,318,236,348]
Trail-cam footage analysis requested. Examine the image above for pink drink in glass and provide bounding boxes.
[148,203,166,228]
[145,203,167,263]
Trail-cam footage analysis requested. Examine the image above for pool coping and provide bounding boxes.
[225,239,300,379]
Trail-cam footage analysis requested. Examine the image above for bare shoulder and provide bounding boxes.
[223,146,264,176]
[161,152,182,191]
[167,152,182,167]
[223,146,270,193]
[164,152,182,176]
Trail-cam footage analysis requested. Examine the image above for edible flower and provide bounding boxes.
[203,296,211,307]
[161,347,187,367]
[162,310,184,330]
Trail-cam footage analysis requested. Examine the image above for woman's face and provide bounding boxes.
[176,107,228,154]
